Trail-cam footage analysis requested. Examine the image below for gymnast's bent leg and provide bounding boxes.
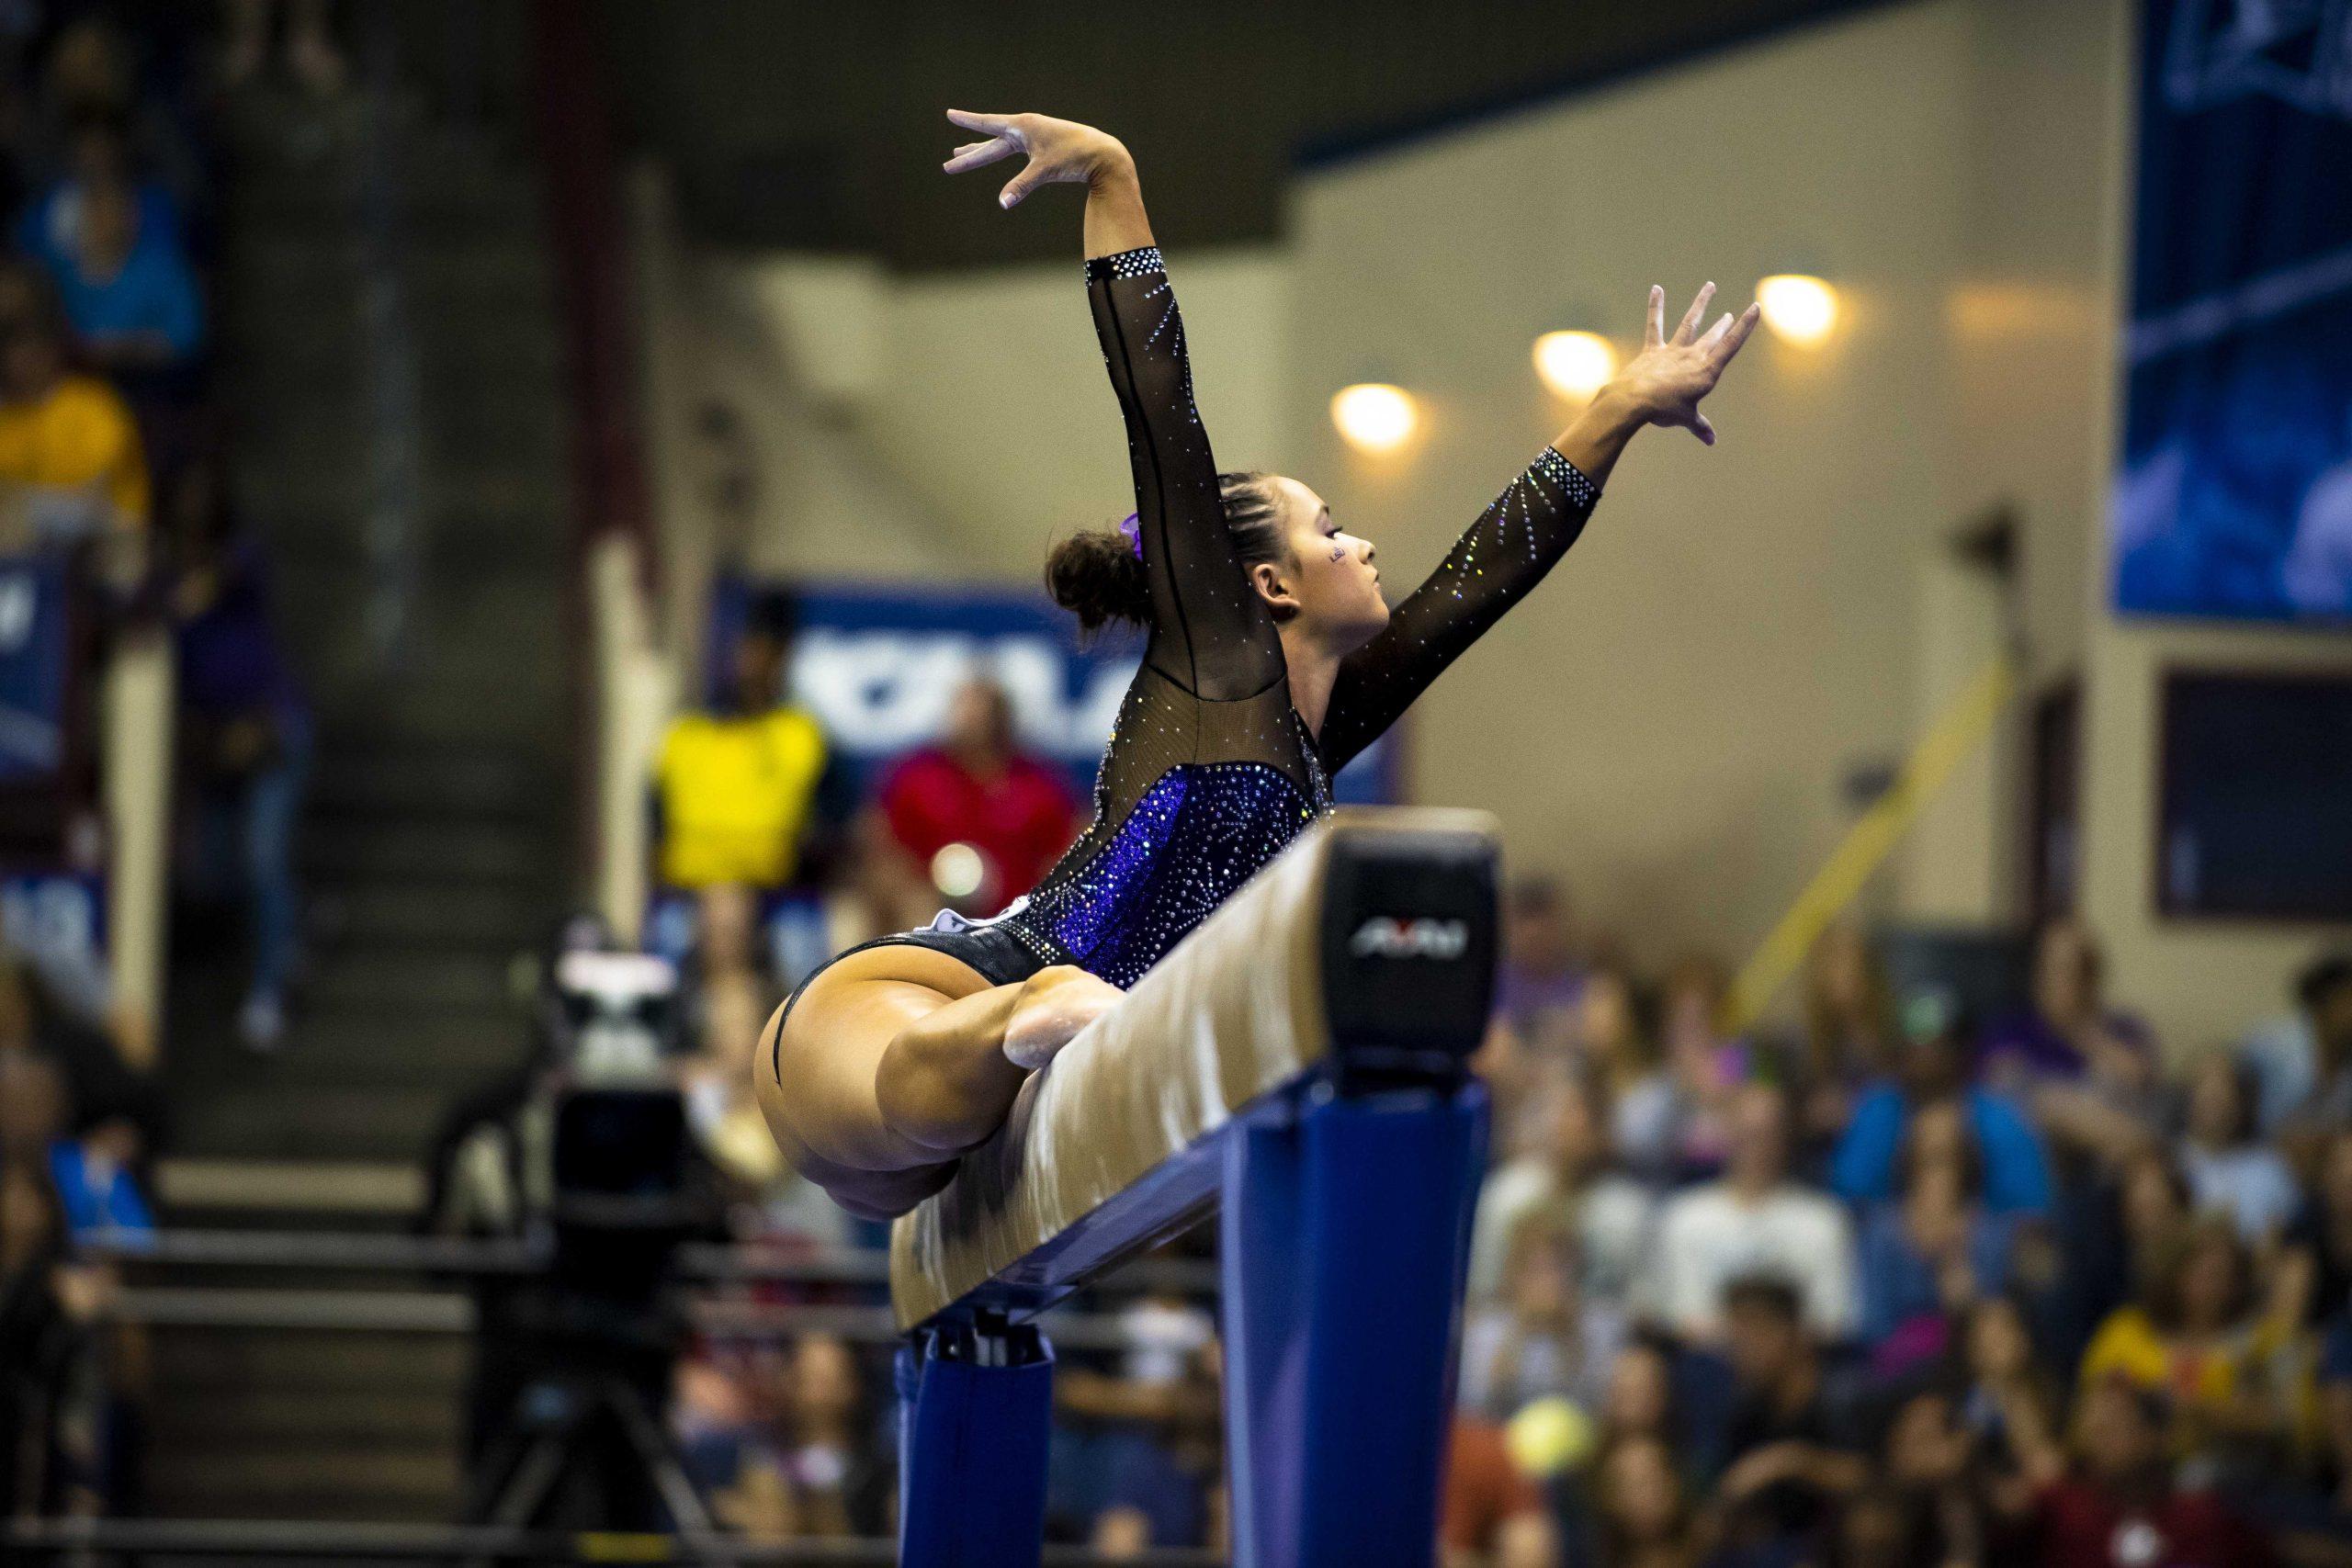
[752,947,1121,1221]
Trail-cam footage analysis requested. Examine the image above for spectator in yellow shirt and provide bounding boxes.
[2077,1214,2313,1482]
[0,276,148,566]
[651,591,850,894]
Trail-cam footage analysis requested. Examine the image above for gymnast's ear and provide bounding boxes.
[1249,558,1299,622]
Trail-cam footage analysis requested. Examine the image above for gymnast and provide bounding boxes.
[753,110,1758,1222]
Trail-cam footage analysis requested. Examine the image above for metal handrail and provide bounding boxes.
[81,1227,1220,1294]
[0,1517,1225,1565]
[104,1284,1178,1352]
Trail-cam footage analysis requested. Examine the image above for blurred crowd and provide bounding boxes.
[535,593,2352,1564]
[0,0,339,1528]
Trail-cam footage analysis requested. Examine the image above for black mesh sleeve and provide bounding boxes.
[1316,446,1601,773]
[1086,245,1285,703]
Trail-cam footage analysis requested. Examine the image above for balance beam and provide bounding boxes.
[889,807,1500,1568]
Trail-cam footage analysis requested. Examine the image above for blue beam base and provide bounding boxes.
[897,1318,1055,1568]
[1221,1083,1487,1568]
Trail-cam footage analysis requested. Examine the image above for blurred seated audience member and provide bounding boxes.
[0,269,148,570]
[1469,1067,1656,1310]
[1831,992,2052,1217]
[1949,1294,2068,1527]
[728,1335,890,1540]
[1440,1413,1562,1568]
[1459,1211,1626,1427]
[1979,919,2153,1089]
[166,460,309,1048]
[27,17,200,212]
[2288,1131,2352,1329]
[1495,875,1586,1044]
[1872,1386,1988,1568]
[21,119,203,381]
[2078,1215,2312,1483]
[1792,922,1894,1155]
[670,1350,765,1529]
[2026,1007,2176,1177]
[1600,1335,1687,1451]
[2177,1054,2300,1247]
[870,673,1079,920]
[2323,1313,2352,1515]
[219,0,349,96]
[0,1152,126,1520]
[46,1115,153,1241]
[1704,1277,1868,1555]
[0,954,161,1150]
[1575,964,1680,1184]
[1051,1292,1221,1551]
[1589,1433,1706,1568]
[1854,1104,2017,1369]
[1644,1083,1854,1343]
[651,591,851,897]
[1654,953,1745,1176]
[2241,949,2352,1150]
[2030,1376,2274,1567]
[676,883,777,1051]
[681,971,845,1247]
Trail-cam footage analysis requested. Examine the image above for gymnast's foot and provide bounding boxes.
[1002,966,1125,1070]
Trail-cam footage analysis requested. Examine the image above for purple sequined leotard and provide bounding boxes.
[983,244,1605,988]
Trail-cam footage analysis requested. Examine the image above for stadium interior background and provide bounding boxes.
[2,1,2350,1563]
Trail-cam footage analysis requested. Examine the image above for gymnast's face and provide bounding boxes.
[1251,476,1387,651]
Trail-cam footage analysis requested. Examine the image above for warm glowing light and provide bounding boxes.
[1329,383,1418,453]
[1757,275,1838,345]
[1532,331,1618,400]
[930,842,985,900]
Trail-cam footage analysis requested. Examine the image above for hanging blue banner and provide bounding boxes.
[2110,2,2352,621]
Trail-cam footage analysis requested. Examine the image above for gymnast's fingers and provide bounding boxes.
[1691,411,1718,446]
[942,138,1016,174]
[944,107,1019,140]
[1710,302,1763,367]
[1644,285,1666,349]
[1674,282,1715,346]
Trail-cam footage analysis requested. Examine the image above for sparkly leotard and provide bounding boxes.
[983,243,1605,988]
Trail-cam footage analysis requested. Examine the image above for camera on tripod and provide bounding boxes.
[544,951,695,1303]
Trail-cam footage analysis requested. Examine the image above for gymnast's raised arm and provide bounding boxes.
[943,110,1283,703]
[1315,283,1762,773]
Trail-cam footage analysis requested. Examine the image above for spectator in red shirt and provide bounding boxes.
[872,676,1080,919]
[1440,1413,1560,1568]
[2031,1375,2274,1567]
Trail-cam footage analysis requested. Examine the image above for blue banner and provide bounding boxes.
[0,555,69,780]
[711,575,1399,807]
[2110,3,2352,621]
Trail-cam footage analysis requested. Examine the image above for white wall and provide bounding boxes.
[1287,1,1991,977]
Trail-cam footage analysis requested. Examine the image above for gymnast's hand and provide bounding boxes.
[1609,282,1762,446]
[942,109,1130,209]
[1001,964,1125,1071]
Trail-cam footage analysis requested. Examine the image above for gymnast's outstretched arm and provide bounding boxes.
[945,109,1286,704]
[1315,283,1761,773]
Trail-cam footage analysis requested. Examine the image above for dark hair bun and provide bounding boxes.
[1046,528,1149,636]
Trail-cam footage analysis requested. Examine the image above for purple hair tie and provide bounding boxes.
[1116,513,1143,559]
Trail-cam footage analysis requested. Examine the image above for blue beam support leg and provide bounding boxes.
[897,1317,1055,1567]
[1222,1082,1488,1567]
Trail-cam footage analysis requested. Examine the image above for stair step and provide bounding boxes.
[302,821,560,886]
[148,1385,461,1447]
[146,1446,459,1521]
[167,1085,458,1163]
[153,1158,426,1219]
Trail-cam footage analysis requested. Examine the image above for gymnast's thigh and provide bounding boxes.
[752,942,997,1210]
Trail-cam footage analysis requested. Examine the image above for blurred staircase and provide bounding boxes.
[149,45,574,1524]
